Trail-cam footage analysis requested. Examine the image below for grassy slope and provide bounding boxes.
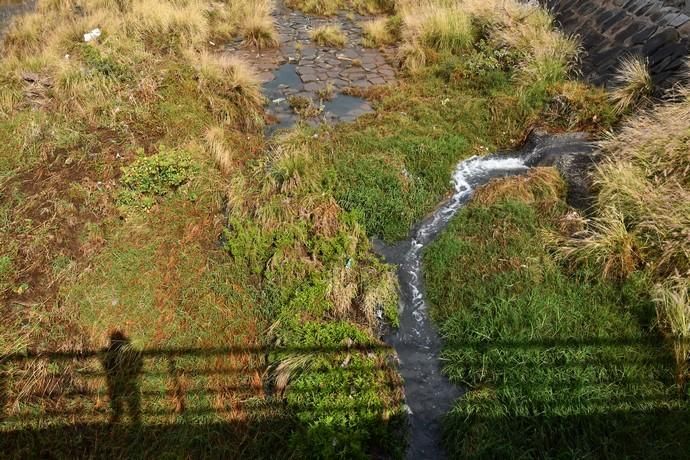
[0,0,621,458]
[424,171,690,458]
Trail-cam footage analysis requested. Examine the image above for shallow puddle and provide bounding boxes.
[263,62,373,135]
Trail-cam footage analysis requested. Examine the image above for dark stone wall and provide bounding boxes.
[543,0,690,87]
[664,0,690,13]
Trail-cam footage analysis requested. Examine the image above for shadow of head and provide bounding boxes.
[108,330,129,350]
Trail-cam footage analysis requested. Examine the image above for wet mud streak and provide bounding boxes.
[376,133,593,459]
[225,0,398,134]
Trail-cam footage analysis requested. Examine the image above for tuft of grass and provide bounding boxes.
[240,0,279,49]
[473,167,564,207]
[191,51,265,131]
[361,18,396,48]
[548,208,642,281]
[310,24,347,48]
[654,277,690,392]
[610,56,653,113]
[400,0,476,56]
[285,0,342,16]
[204,126,234,174]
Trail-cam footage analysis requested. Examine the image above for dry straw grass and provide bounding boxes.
[654,277,690,391]
[396,0,578,80]
[361,18,395,48]
[474,167,565,206]
[610,56,653,113]
[191,51,265,130]
[310,24,347,47]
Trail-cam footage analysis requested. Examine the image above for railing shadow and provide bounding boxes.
[0,331,399,458]
[1,333,689,457]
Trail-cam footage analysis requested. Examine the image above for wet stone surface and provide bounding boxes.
[225,1,398,134]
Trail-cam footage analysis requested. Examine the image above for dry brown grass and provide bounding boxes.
[238,0,279,49]
[310,24,347,48]
[654,277,690,391]
[395,0,578,82]
[361,18,396,48]
[204,126,235,174]
[474,167,565,207]
[549,208,642,280]
[610,56,653,113]
[192,51,265,130]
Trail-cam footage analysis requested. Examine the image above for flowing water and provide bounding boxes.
[377,133,593,459]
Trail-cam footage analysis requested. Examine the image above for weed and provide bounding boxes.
[287,95,322,118]
[118,146,198,208]
[317,82,336,101]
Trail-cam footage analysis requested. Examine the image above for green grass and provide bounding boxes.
[423,175,690,458]
[0,0,619,457]
[325,47,605,242]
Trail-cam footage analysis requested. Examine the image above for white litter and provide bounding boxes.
[83,28,102,42]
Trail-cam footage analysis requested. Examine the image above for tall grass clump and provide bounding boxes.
[399,0,476,59]
[396,0,578,85]
[610,56,653,113]
[285,0,342,15]
[310,24,347,48]
[361,18,396,48]
[238,0,279,49]
[556,90,690,280]
[655,277,690,392]
[191,52,265,131]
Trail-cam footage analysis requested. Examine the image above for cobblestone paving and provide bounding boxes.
[225,1,398,133]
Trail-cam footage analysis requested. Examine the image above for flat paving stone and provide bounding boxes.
[224,0,398,134]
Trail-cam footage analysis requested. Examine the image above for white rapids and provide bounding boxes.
[402,156,528,343]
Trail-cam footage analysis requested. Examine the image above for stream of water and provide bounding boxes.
[376,132,593,458]
[376,155,529,459]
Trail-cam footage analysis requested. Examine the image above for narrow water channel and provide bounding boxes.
[376,133,593,459]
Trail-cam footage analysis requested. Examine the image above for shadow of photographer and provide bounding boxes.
[101,330,143,426]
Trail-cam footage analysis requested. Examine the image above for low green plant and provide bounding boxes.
[0,255,13,291]
[118,146,198,208]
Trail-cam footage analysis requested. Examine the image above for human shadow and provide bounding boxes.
[101,330,143,426]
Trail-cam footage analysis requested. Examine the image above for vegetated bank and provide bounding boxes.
[0,0,637,458]
[422,32,690,460]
